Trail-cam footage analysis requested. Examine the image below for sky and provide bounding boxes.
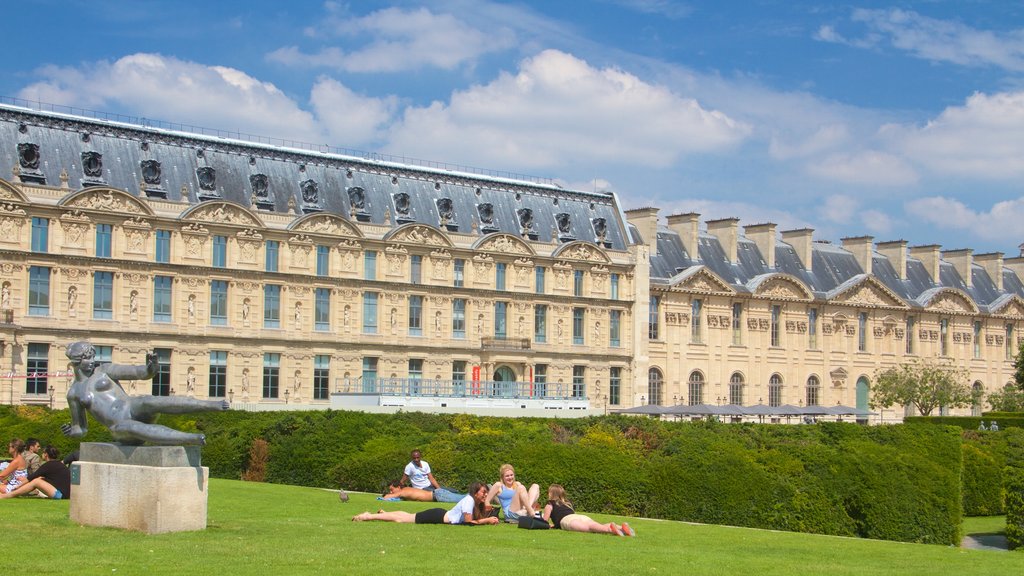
[6,1,1024,254]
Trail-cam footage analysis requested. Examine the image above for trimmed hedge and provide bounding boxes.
[1007,467,1024,550]
[906,415,1024,430]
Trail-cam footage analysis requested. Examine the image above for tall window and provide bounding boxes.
[28,266,50,316]
[212,235,227,268]
[609,309,621,347]
[408,359,423,394]
[155,229,171,263]
[1007,324,1015,360]
[408,295,423,336]
[688,371,704,405]
[768,374,783,407]
[732,303,742,345]
[534,364,547,398]
[494,301,507,338]
[26,343,49,395]
[452,361,467,395]
[361,357,378,393]
[534,304,547,343]
[806,375,821,406]
[572,365,585,399]
[453,259,464,287]
[573,270,584,296]
[609,367,621,405]
[263,285,281,329]
[95,223,112,258]
[265,240,279,272]
[906,316,916,354]
[153,275,172,322]
[648,368,663,405]
[940,318,950,356]
[262,353,280,399]
[648,296,660,340]
[808,308,818,350]
[535,266,545,294]
[313,355,330,400]
[767,305,781,347]
[364,251,377,281]
[209,351,227,398]
[411,255,422,284]
[691,299,703,344]
[729,373,744,405]
[496,263,506,291]
[858,312,868,352]
[316,245,330,276]
[210,280,228,325]
[152,348,171,396]
[314,288,330,331]
[31,217,48,253]
[452,298,466,338]
[93,271,114,319]
[572,307,585,345]
[973,321,982,359]
[610,273,619,300]
[362,292,378,334]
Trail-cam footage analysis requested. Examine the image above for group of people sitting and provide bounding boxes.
[352,450,635,536]
[0,438,72,501]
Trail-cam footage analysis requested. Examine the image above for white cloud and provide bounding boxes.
[905,196,1024,243]
[606,0,693,20]
[806,150,918,186]
[267,7,516,73]
[651,198,812,232]
[819,194,860,224]
[859,209,896,236]
[769,123,849,160]
[309,76,397,148]
[385,50,751,169]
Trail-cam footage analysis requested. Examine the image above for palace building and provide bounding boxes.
[0,104,1021,419]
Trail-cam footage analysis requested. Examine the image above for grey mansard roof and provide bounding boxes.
[0,105,631,251]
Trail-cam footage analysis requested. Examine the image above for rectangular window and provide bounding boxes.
[974,320,982,359]
[732,302,743,346]
[31,217,48,253]
[770,305,781,347]
[452,361,467,395]
[362,292,378,334]
[28,266,50,316]
[93,346,112,364]
[362,357,378,393]
[93,271,114,320]
[95,223,112,258]
[573,270,584,297]
[769,382,782,408]
[494,301,507,338]
[573,307,585,345]
[315,288,330,331]
[535,266,545,294]
[152,348,171,396]
[609,309,621,347]
[26,343,49,395]
[409,295,423,336]
[265,240,279,272]
[213,235,227,268]
[496,262,506,291]
[408,359,423,394]
[572,365,585,399]
[210,280,228,325]
[209,351,227,398]
[906,316,916,355]
[535,364,548,398]
[314,355,330,400]
[808,308,818,350]
[364,251,377,281]
[1007,324,1015,360]
[610,273,619,300]
[649,296,660,340]
[315,245,330,276]
[609,367,621,405]
[155,230,171,263]
[453,258,464,287]
[691,299,703,344]
[452,298,466,339]
[858,312,868,352]
[411,255,422,284]
[262,353,280,399]
[534,304,547,343]
[263,284,281,329]
[940,318,950,356]
[153,275,173,322]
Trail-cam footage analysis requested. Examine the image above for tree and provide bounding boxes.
[871,359,975,417]
[987,384,1024,412]
[1014,341,1024,390]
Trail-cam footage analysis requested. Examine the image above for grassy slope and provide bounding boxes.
[4,479,1018,576]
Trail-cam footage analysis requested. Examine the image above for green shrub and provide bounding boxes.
[1006,466,1024,550]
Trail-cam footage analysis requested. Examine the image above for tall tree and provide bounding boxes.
[871,359,974,417]
[1014,341,1024,390]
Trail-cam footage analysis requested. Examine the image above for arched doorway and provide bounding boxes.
[856,376,870,423]
[492,365,516,397]
[972,381,984,416]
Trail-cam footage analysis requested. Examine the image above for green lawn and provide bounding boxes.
[4,479,1018,575]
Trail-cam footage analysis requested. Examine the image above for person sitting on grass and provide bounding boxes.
[0,445,70,500]
[0,439,28,494]
[382,480,466,503]
[23,438,42,475]
[485,463,540,523]
[353,481,499,526]
[541,484,634,537]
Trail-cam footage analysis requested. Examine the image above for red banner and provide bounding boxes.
[0,371,72,379]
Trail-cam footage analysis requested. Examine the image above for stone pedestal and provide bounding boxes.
[70,443,209,534]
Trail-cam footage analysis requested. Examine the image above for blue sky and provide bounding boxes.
[7,1,1024,253]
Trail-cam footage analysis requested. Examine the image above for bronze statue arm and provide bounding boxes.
[102,351,158,381]
[61,395,89,438]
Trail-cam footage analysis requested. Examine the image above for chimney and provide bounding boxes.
[876,240,908,281]
[665,213,700,261]
[1006,255,1024,286]
[624,207,660,256]
[706,217,739,264]
[841,236,874,275]
[974,252,1004,291]
[942,249,973,288]
[744,223,777,269]
[910,244,942,285]
[781,228,814,272]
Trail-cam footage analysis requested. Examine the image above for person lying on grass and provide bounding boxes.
[353,481,499,525]
[382,480,466,503]
[0,445,71,500]
[541,484,634,536]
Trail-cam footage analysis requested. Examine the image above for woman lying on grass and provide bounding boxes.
[353,481,499,526]
[541,484,635,536]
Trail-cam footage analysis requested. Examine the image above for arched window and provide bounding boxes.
[768,374,783,407]
[805,375,820,407]
[729,372,744,405]
[972,381,984,417]
[688,371,705,405]
[647,367,663,406]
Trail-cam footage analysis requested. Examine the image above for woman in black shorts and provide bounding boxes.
[353,482,498,525]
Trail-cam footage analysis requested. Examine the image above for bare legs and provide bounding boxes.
[352,510,418,523]
[0,477,57,499]
[510,483,540,514]
[561,515,635,536]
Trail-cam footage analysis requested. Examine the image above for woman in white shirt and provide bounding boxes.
[352,482,498,526]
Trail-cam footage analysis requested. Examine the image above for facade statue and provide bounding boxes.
[61,341,228,446]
